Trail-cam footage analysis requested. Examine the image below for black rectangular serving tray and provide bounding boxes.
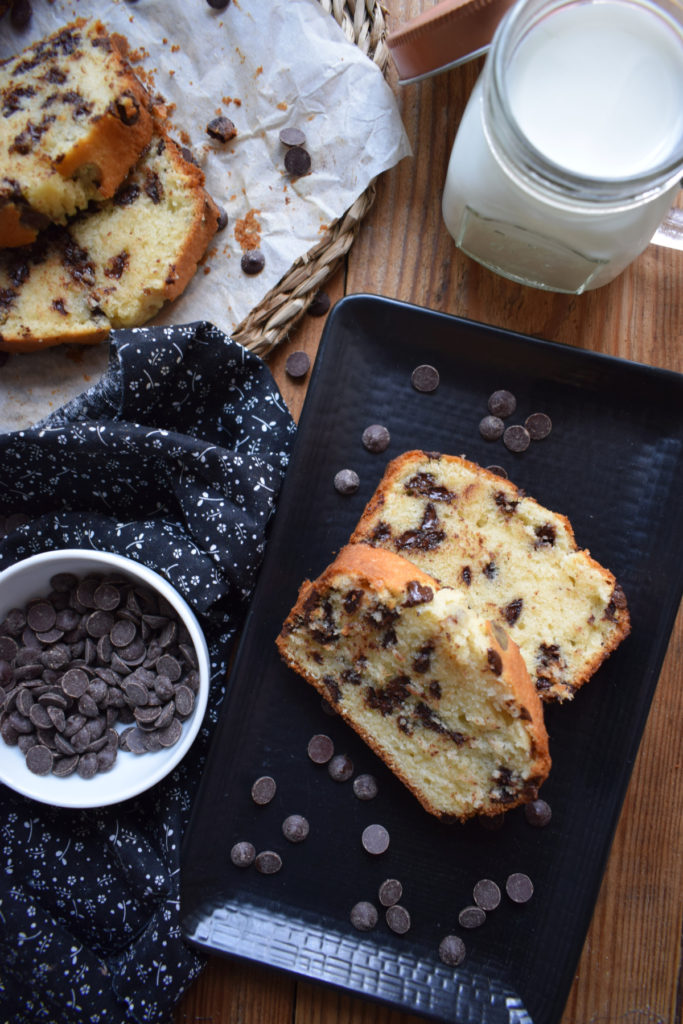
[180,294,683,1024]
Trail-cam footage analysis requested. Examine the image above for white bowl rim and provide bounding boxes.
[0,549,210,809]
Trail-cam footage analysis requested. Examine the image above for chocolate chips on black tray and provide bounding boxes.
[0,572,199,779]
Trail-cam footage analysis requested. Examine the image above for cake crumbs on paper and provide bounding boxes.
[234,209,262,251]
[277,102,288,110]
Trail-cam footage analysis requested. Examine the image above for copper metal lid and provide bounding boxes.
[387,0,517,83]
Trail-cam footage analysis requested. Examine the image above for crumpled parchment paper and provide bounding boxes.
[0,0,410,431]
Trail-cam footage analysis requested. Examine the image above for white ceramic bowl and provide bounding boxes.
[0,550,210,808]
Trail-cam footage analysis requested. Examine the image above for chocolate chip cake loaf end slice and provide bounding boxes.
[0,127,220,351]
[350,451,630,702]
[277,544,551,822]
[0,19,154,247]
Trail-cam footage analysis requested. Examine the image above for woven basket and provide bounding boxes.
[231,0,390,356]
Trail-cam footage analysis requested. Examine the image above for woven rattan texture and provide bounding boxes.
[232,0,389,356]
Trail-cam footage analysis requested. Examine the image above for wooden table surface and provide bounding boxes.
[176,4,683,1022]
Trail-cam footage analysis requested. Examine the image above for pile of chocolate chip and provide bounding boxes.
[0,571,200,780]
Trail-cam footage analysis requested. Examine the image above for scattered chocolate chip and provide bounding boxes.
[503,425,531,453]
[524,798,552,827]
[361,823,390,855]
[362,424,391,454]
[282,814,309,843]
[506,872,534,904]
[411,364,440,393]
[216,207,229,232]
[525,412,552,440]
[307,733,334,764]
[488,389,517,417]
[352,773,378,800]
[251,775,277,805]
[328,753,354,782]
[378,878,403,907]
[334,469,360,495]
[473,878,501,911]
[307,290,330,317]
[206,116,237,143]
[458,905,486,929]
[279,126,307,147]
[284,145,312,177]
[350,901,378,931]
[385,904,411,934]
[241,250,265,275]
[439,934,466,967]
[285,350,310,379]
[230,841,256,867]
[485,465,508,479]
[479,415,505,441]
[254,850,282,875]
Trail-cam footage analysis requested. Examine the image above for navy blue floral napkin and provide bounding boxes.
[0,322,296,1023]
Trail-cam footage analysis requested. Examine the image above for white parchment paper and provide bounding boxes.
[0,0,410,430]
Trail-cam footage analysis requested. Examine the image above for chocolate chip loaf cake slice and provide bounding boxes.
[0,127,220,351]
[277,544,551,821]
[0,19,154,247]
[350,452,630,702]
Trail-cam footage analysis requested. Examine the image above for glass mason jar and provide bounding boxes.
[442,0,683,293]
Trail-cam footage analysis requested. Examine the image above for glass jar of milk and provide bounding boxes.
[442,0,683,292]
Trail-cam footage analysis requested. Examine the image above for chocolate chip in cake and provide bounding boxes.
[282,814,309,843]
[485,465,509,479]
[328,753,354,782]
[307,733,334,764]
[411,364,440,393]
[254,850,282,875]
[524,798,552,827]
[385,904,411,934]
[488,389,517,417]
[378,878,403,907]
[279,126,307,147]
[479,415,505,441]
[362,424,391,454]
[216,206,229,232]
[503,425,531,453]
[350,901,378,931]
[334,469,360,495]
[353,773,378,800]
[285,350,310,379]
[241,250,266,275]
[458,905,486,929]
[361,823,390,855]
[439,934,466,966]
[206,116,237,143]
[251,775,277,805]
[284,145,312,177]
[473,878,501,911]
[506,872,534,903]
[525,412,553,440]
[307,290,330,317]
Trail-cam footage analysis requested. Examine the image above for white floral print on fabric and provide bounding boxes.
[0,321,296,1023]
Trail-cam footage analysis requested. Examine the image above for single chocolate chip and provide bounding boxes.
[524,798,552,827]
[61,668,89,699]
[279,126,306,147]
[350,901,378,931]
[328,753,354,782]
[230,841,256,867]
[307,733,334,764]
[255,850,282,875]
[378,878,402,907]
[352,773,378,800]
[439,935,466,967]
[334,469,359,495]
[251,775,277,805]
[503,425,531,453]
[385,904,411,934]
[25,744,53,776]
[411,364,440,393]
[284,145,312,177]
[485,465,508,479]
[282,814,309,843]
[307,290,330,317]
[285,350,310,379]
[93,583,121,611]
[216,207,229,232]
[488,389,517,417]
[506,872,534,903]
[241,250,265,275]
[473,878,501,911]
[362,424,391,454]
[525,412,553,440]
[458,905,486,929]
[206,116,237,143]
[479,415,505,441]
[361,823,390,855]
[26,602,56,633]
[110,619,136,648]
